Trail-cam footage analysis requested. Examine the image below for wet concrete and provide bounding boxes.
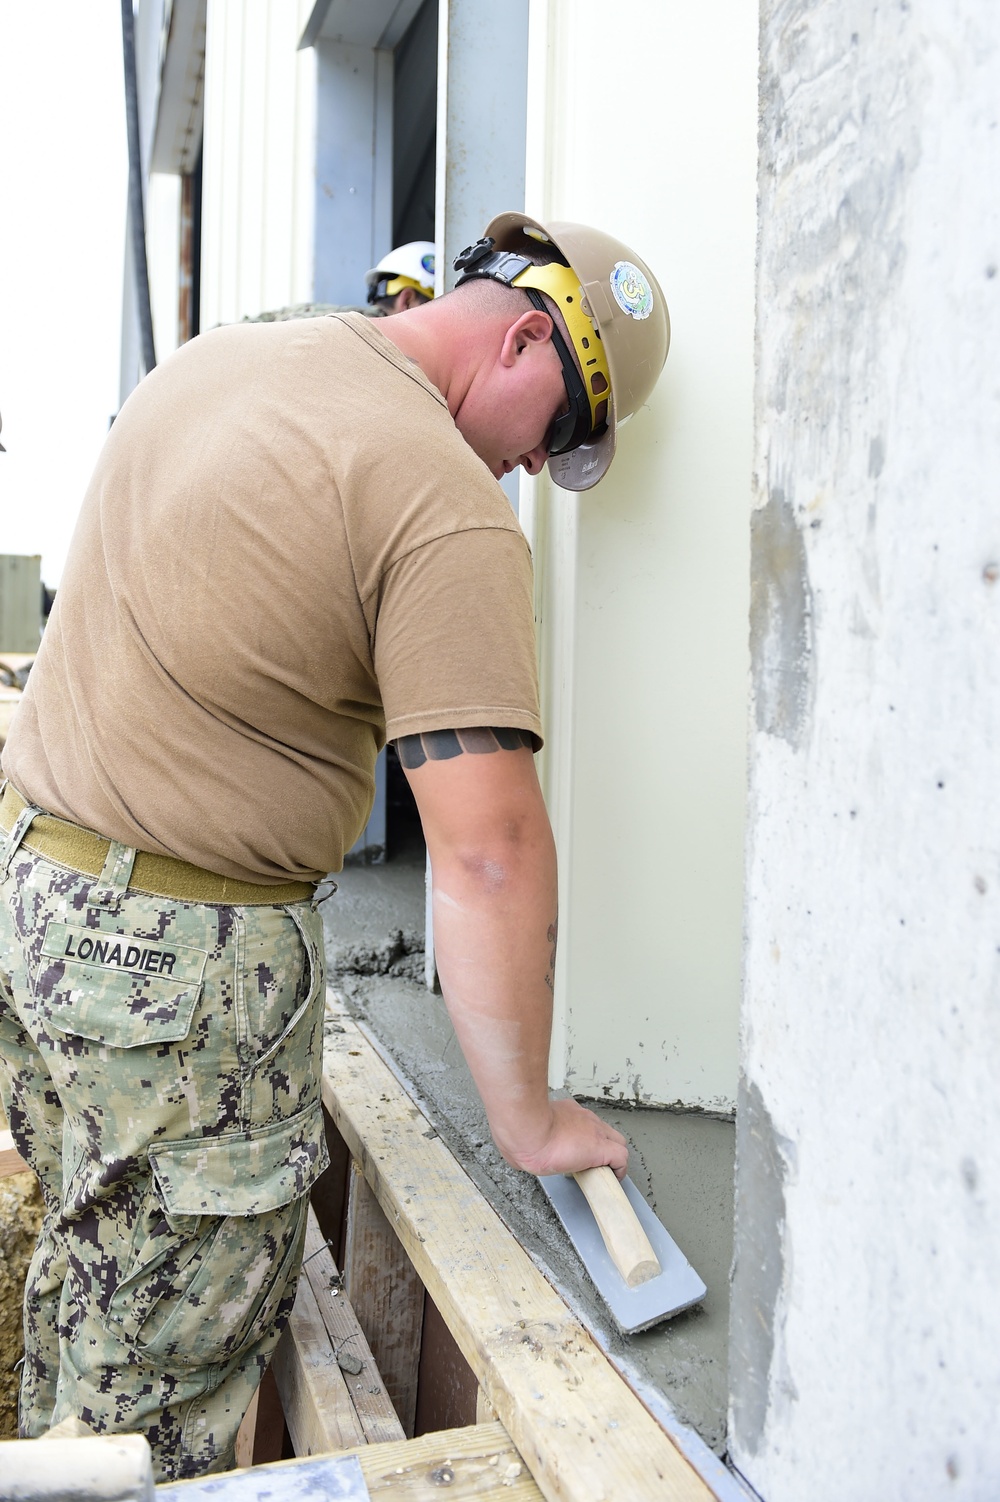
[322,843,736,1462]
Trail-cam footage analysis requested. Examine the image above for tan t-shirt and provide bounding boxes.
[4,315,541,882]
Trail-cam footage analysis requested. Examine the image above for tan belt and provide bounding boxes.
[0,785,315,906]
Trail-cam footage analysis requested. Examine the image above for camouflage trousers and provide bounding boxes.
[0,803,329,1480]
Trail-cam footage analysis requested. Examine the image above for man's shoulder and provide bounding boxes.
[241,303,386,323]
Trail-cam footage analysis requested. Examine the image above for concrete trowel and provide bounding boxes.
[538,1166,706,1334]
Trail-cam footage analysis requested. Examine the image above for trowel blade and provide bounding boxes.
[539,1172,706,1335]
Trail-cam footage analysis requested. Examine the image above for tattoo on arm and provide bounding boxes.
[545,915,558,993]
[393,726,536,770]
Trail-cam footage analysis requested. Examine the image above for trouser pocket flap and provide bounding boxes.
[148,1103,329,1216]
[39,920,207,1047]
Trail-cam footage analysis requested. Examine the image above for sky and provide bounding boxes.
[0,2,128,586]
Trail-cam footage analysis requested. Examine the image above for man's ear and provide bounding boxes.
[499,308,554,367]
[395,285,427,312]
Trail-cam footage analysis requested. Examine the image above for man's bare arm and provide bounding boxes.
[395,727,627,1177]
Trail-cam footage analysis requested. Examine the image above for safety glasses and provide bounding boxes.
[522,289,598,456]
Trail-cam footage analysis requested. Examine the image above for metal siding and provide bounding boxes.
[201,0,316,327]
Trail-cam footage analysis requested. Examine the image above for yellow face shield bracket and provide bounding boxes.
[367,274,434,304]
[453,238,613,446]
[508,260,612,438]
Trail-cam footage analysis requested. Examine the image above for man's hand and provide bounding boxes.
[396,727,629,1181]
[493,1095,628,1179]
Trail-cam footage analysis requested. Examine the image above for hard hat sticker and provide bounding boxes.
[421,252,435,275]
[610,261,653,321]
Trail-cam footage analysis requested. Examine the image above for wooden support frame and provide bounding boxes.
[271,1206,406,1455]
[413,1290,479,1434]
[342,1161,425,1438]
[167,1419,544,1499]
[299,1208,405,1444]
[2,1008,718,1499]
[272,1266,369,1455]
[320,990,718,1502]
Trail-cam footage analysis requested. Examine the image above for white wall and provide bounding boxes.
[0,2,126,587]
[732,1,1000,1496]
[520,0,756,1110]
[147,173,182,360]
[201,0,316,327]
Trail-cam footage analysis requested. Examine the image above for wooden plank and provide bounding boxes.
[251,1365,288,1465]
[309,1104,351,1264]
[272,1270,368,1454]
[233,1387,259,1468]
[343,1161,425,1437]
[299,1207,406,1444]
[321,992,718,1502]
[165,1420,543,1500]
[355,1420,540,1498]
[0,1128,31,1179]
[413,1291,478,1434]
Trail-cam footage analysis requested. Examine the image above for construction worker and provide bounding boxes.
[246,241,438,327]
[365,239,437,313]
[0,212,668,1478]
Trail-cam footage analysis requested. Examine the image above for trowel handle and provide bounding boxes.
[572,1167,662,1288]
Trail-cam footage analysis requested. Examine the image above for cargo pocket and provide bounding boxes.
[240,902,327,1128]
[38,920,207,1048]
[109,1102,329,1368]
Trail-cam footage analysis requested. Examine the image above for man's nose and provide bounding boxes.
[519,443,548,476]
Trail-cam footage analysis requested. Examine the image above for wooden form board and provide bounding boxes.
[166,1420,543,1500]
[321,992,718,1502]
[273,1267,368,1455]
[272,1206,406,1456]
[299,1207,405,1444]
[354,1419,539,1498]
[343,1161,425,1438]
[233,1388,259,1469]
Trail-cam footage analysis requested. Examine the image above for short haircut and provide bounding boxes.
[452,244,575,350]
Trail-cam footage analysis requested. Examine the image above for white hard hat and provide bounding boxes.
[365,241,437,303]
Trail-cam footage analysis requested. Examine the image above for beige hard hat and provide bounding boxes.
[454,212,669,490]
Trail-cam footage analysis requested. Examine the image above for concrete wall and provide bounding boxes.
[520,0,756,1110]
[201,0,316,327]
[732,2,1000,1496]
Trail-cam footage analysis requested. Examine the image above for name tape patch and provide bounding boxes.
[41,921,208,985]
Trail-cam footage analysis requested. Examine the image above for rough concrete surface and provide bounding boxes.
[323,850,735,1456]
[740,2,1000,1497]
